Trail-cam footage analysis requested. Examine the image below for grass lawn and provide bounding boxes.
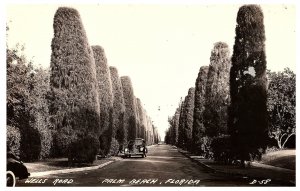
[261,149,295,170]
[24,158,112,173]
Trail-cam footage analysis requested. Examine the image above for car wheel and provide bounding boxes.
[7,171,16,187]
[142,154,145,158]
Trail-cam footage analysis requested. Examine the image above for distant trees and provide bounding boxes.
[49,7,101,162]
[229,5,268,162]
[267,68,295,149]
[177,98,186,149]
[165,103,181,145]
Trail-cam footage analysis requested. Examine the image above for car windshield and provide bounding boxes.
[134,139,143,145]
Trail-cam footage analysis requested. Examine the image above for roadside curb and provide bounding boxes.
[178,149,295,186]
[30,160,114,177]
[178,150,216,173]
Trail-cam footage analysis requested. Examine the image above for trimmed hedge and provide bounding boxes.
[68,134,100,163]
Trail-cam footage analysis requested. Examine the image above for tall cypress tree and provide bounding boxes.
[92,45,114,156]
[204,42,231,137]
[192,66,209,154]
[49,7,100,162]
[109,66,125,147]
[135,97,141,138]
[184,87,195,151]
[178,88,195,150]
[178,96,187,149]
[173,104,181,146]
[136,98,145,138]
[121,76,137,142]
[229,5,268,163]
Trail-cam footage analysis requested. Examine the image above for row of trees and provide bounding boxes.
[165,5,295,165]
[7,7,159,162]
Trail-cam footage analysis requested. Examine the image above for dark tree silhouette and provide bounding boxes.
[228,5,268,163]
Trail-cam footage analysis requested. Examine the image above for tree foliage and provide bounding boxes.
[7,125,21,158]
[267,68,295,149]
[229,5,268,162]
[49,7,100,162]
[28,67,52,159]
[7,44,42,161]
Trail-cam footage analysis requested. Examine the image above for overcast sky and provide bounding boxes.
[6,4,296,139]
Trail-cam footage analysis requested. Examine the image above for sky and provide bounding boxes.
[5,3,296,140]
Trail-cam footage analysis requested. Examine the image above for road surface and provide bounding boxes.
[16,144,280,187]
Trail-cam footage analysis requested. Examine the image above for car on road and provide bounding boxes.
[7,151,30,187]
[124,138,148,158]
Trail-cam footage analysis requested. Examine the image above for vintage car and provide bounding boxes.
[7,152,30,187]
[124,138,148,158]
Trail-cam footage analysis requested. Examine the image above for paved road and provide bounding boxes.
[17,144,278,187]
